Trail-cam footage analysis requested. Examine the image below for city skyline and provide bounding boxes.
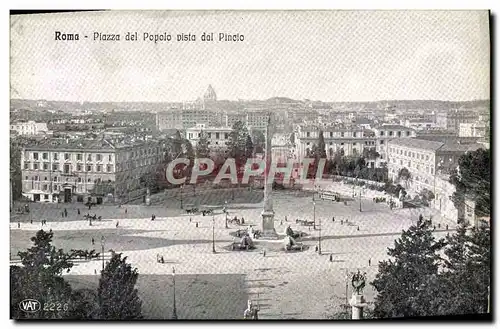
[10,10,490,103]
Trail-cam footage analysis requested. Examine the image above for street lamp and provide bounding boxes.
[100,236,105,272]
[313,201,316,230]
[359,186,362,212]
[180,185,184,209]
[224,200,228,229]
[212,216,216,253]
[318,214,322,254]
[172,267,178,319]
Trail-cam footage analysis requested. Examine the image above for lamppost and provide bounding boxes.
[172,267,178,319]
[318,214,322,254]
[212,216,216,253]
[359,186,362,212]
[224,200,228,229]
[100,236,105,271]
[180,185,184,209]
[313,201,316,230]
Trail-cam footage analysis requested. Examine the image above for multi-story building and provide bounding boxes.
[20,138,163,204]
[295,125,378,166]
[246,110,270,131]
[387,138,483,193]
[372,124,416,164]
[10,121,49,136]
[459,122,488,138]
[225,112,247,128]
[436,109,478,132]
[156,110,183,131]
[185,124,232,153]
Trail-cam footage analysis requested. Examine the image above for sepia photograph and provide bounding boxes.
[8,9,491,320]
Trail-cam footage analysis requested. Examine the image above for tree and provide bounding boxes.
[196,130,210,159]
[245,134,254,159]
[371,215,446,318]
[11,230,95,319]
[449,149,490,216]
[251,129,266,154]
[227,121,249,164]
[397,167,412,189]
[173,130,183,156]
[316,130,327,159]
[97,253,142,319]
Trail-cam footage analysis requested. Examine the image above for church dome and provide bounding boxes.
[203,84,217,102]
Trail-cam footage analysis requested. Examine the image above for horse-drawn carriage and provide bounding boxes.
[185,204,199,214]
[296,219,314,227]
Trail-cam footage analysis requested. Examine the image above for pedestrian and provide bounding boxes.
[368,258,371,266]
[116,221,119,228]
[263,249,266,257]
[285,216,287,222]
[89,220,92,226]
[241,217,245,224]
[357,226,360,231]
[77,208,80,215]
[92,238,95,245]
[433,225,436,231]
[94,269,97,275]
[341,220,343,225]
[329,254,333,262]
[189,217,192,222]
[64,208,67,217]
[280,220,283,225]
[30,219,33,224]
[438,223,441,229]
[332,216,335,222]
[446,224,449,230]
[151,215,154,221]
[17,222,20,229]
[125,208,127,214]
[196,222,199,228]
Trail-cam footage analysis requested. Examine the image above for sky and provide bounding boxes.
[10,10,490,103]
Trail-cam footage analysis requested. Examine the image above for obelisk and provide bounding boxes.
[260,114,278,239]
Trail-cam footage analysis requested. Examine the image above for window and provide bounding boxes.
[353,132,357,137]
[108,154,112,162]
[97,165,102,172]
[24,163,28,169]
[353,142,357,146]
[417,164,420,170]
[426,155,429,161]
[77,164,82,171]
[330,142,333,145]
[341,143,345,146]
[53,177,57,182]
[87,165,92,172]
[397,131,402,137]
[307,142,310,146]
[44,176,48,181]
[330,132,333,137]
[306,132,310,137]
[77,154,82,161]
[404,151,407,156]
[97,154,102,161]
[52,164,59,171]
[400,160,403,165]
[63,164,70,174]
[380,131,385,136]
[208,132,212,138]
[380,140,384,145]
[87,154,92,161]
[77,177,82,183]
[389,131,393,136]
[34,176,39,181]
[33,152,39,160]
[64,153,70,160]
[42,184,47,191]
[406,131,411,136]
[53,153,59,160]
[88,178,92,182]
[225,133,229,139]
[34,163,39,170]
[341,132,345,137]
[216,132,220,139]
[43,163,48,170]
[42,153,48,160]
[431,168,434,174]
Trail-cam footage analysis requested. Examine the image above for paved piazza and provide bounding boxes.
[10,188,457,319]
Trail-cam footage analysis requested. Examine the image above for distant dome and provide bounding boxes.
[203,84,217,102]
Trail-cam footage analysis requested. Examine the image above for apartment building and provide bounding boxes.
[372,124,416,164]
[21,138,162,204]
[10,121,49,136]
[185,124,232,152]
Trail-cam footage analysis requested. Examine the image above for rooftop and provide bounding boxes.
[388,138,444,151]
[23,137,158,151]
[374,124,414,130]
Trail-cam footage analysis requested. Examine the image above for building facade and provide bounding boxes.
[21,138,162,203]
[371,124,416,164]
[10,121,49,136]
[185,124,233,153]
